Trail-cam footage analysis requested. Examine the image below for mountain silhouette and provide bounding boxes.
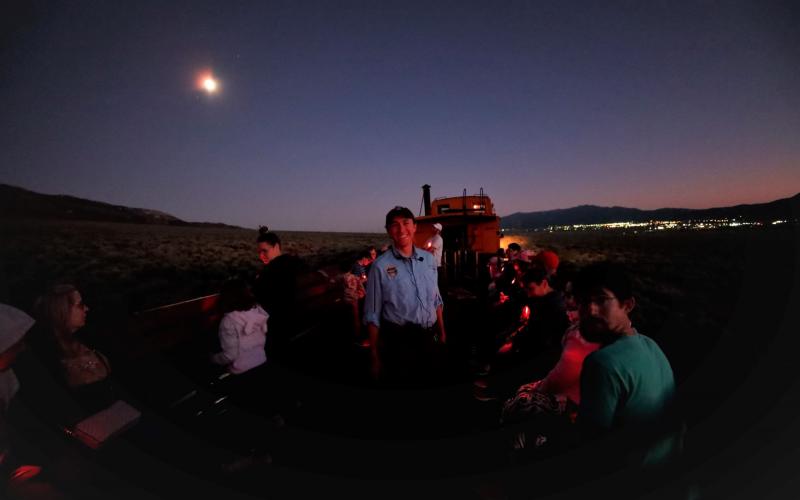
[0,184,242,228]
[501,193,800,229]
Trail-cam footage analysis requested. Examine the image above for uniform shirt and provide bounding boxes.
[364,245,443,329]
[425,233,444,267]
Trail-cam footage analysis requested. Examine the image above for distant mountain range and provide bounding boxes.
[3,183,798,231]
[501,193,800,229]
[0,184,244,229]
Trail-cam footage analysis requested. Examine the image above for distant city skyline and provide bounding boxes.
[2,1,798,232]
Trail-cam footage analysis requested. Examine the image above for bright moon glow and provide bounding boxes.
[202,77,217,93]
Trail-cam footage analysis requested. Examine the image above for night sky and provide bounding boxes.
[1,1,798,232]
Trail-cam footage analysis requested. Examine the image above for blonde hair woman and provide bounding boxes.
[32,285,113,410]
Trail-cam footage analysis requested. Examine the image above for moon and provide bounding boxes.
[202,77,218,93]
[196,71,220,94]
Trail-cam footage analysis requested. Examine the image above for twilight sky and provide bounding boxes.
[1,0,798,232]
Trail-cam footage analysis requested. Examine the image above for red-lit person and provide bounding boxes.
[533,250,560,279]
[350,250,372,283]
[0,304,46,491]
[501,312,600,452]
[475,266,570,401]
[364,206,446,386]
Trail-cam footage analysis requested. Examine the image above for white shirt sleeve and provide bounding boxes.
[211,314,240,366]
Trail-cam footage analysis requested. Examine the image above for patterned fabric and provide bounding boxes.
[501,380,576,451]
[61,343,110,388]
[501,380,569,424]
[342,272,366,304]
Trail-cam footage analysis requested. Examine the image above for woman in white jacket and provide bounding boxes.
[212,279,268,375]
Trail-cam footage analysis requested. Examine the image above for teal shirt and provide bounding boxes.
[579,331,675,430]
[578,331,678,466]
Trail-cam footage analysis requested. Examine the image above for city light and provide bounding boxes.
[507,217,797,234]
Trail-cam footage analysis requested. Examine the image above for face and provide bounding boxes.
[67,291,88,333]
[258,242,281,265]
[525,280,548,298]
[578,287,634,343]
[386,217,416,251]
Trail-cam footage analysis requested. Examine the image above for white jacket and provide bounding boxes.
[212,305,268,374]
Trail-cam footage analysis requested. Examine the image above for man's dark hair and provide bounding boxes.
[257,226,281,246]
[522,265,549,287]
[573,261,633,302]
[508,243,522,252]
[358,249,372,260]
[384,206,415,228]
[219,278,257,313]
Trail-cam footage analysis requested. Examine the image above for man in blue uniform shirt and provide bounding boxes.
[364,206,446,385]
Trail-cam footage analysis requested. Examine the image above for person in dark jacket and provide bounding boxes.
[475,265,569,401]
[252,227,306,363]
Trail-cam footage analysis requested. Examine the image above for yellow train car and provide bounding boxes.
[413,185,502,281]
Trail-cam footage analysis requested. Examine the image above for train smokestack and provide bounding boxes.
[422,184,432,216]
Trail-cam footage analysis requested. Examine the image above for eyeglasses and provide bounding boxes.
[578,295,617,307]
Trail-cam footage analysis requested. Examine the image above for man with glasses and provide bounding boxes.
[573,262,678,467]
[364,206,446,387]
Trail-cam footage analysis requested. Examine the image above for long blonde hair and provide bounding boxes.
[32,284,81,358]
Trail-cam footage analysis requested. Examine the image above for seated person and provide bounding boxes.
[0,303,49,495]
[211,278,268,375]
[501,325,600,451]
[506,242,523,261]
[574,262,679,468]
[475,266,570,401]
[350,251,372,282]
[30,284,114,414]
[342,267,367,346]
[533,249,560,279]
[487,248,506,283]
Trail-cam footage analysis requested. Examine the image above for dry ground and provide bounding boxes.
[1,219,388,313]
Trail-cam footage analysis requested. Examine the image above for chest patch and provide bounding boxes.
[386,265,398,279]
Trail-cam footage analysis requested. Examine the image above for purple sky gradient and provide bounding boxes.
[1,1,798,231]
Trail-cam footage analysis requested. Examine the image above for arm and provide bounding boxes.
[436,305,446,344]
[577,356,619,439]
[363,262,383,380]
[367,323,381,381]
[211,317,239,366]
[539,331,585,396]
